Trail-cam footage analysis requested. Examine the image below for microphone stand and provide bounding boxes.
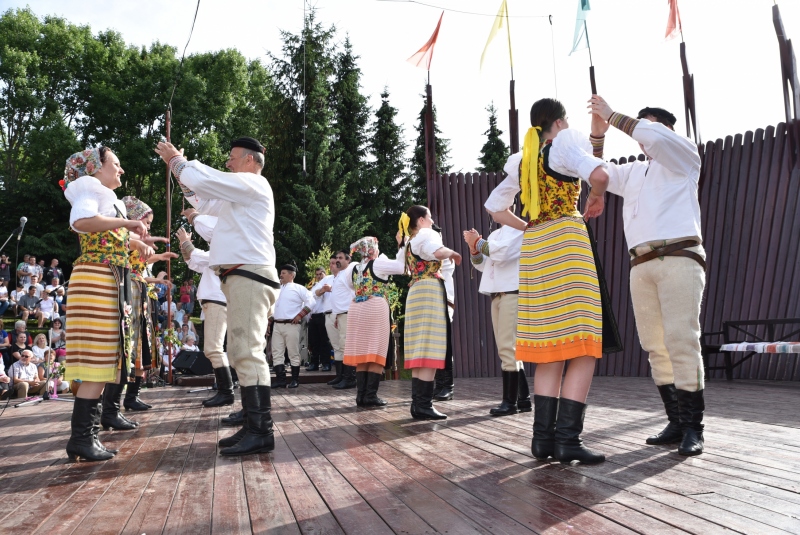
[0,227,21,255]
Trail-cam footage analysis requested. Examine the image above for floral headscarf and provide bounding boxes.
[350,236,379,267]
[122,196,153,221]
[62,148,103,191]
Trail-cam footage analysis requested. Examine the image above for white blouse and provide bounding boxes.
[65,175,126,232]
[410,228,445,261]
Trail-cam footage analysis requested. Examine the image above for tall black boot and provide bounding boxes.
[434,369,454,401]
[432,369,445,398]
[333,365,356,389]
[414,379,447,420]
[92,397,118,454]
[203,367,235,407]
[362,372,388,407]
[490,371,518,416]
[67,397,115,462]
[327,361,343,386]
[553,398,605,465]
[355,371,368,407]
[219,387,249,447]
[646,384,683,445]
[221,407,244,426]
[123,376,152,411]
[531,395,558,460]
[517,369,532,412]
[272,365,287,388]
[410,378,419,419]
[101,382,139,431]
[287,366,300,388]
[677,389,704,456]
[220,385,275,456]
[320,349,332,371]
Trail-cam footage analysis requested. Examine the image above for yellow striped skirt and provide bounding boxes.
[516,216,603,363]
[403,278,448,369]
[64,263,124,383]
[343,297,390,367]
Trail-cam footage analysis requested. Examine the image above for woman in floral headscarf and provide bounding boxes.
[341,236,405,407]
[121,196,177,412]
[61,147,165,462]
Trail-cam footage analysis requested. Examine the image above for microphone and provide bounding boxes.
[17,217,27,241]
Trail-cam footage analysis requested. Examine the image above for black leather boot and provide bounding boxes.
[434,369,454,401]
[414,379,447,420]
[410,379,419,419]
[647,384,683,445]
[531,395,558,460]
[272,365,287,388]
[553,398,604,465]
[220,386,275,456]
[221,407,244,426]
[67,397,115,462]
[327,361,343,386]
[101,382,139,431]
[490,371,518,416]
[362,372,388,407]
[355,371,368,407]
[123,376,152,411]
[677,389,704,456]
[219,388,249,447]
[517,369,532,412]
[333,365,356,389]
[432,369,445,398]
[203,367,236,407]
[92,397,118,454]
[287,366,300,388]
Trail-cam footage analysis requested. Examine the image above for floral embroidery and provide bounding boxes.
[63,148,104,190]
[529,146,582,226]
[353,261,391,303]
[405,246,442,286]
[76,227,130,268]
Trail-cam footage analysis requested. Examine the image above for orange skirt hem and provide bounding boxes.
[343,353,387,367]
[515,337,603,364]
[404,357,445,370]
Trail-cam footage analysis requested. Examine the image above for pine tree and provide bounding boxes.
[366,88,413,248]
[410,89,451,205]
[477,102,509,173]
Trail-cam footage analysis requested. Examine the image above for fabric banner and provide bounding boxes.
[665,0,682,41]
[407,12,444,71]
[480,0,513,71]
[569,0,591,56]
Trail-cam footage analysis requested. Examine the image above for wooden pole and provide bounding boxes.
[165,108,174,385]
[424,83,437,216]
[680,43,699,144]
[509,80,519,154]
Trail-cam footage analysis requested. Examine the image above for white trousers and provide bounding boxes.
[220,265,279,387]
[491,293,523,372]
[629,244,706,392]
[201,302,229,369]
[272,322,302,367]
[325,313,348,362]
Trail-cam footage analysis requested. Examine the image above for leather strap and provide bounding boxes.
[630,240,706,271]
[218,265,280,289]
[200,299,226,307]
[491,290,519,300]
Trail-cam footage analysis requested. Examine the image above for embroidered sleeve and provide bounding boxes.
[608,112,640,137]
[589,134,605,158]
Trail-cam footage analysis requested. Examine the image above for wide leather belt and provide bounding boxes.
[491,290,519,300]
[218,264,280,289]
[273,319,296,324]
[200,299,226,307]
[630,240,706,271]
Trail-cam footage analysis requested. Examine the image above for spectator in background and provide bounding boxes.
[10,331,32,364]
[54,287,67,316]
[0,278,10,316]
[26,275,44,298]
[187,279,197,315]
[155,279,168,305]
[16,254,30,284]
[10,283,26,316]
[45,277,61,294]
[37,291,57,327]
[49,317,66,350]
[0,254,11,282]
[44,258,63,284]
[17,285,42,323]
[160,299,178,328]
[38,349,66,394]
[181,314,199,342]
[31,333,50,364]
[0,320,11,371]
[179,279,192,312]
[12,320,32,346]
[0,359,9,399]
[181,334,199,352]
[10,350,45,398]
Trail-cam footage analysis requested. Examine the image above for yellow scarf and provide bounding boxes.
[398,213,411,238]
[519,126,542,220]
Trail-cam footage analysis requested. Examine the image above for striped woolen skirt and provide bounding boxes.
[64,263,124,383]
[343,297,390,367]
[403,278,448,369]
[516,216,603,364]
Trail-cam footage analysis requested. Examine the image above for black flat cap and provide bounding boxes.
[231,136,265,154]
[279,263,297,273]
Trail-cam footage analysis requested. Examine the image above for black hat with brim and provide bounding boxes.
[231,136,265,154]
[279,264,297,273]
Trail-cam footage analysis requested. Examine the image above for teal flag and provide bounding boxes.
[569,0,591,55]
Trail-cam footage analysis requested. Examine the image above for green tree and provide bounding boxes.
[477,102,509,173]
[410,89,451,205]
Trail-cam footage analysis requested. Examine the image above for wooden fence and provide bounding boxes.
[430,120,800,380]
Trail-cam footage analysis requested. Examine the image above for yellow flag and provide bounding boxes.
[480,0,513,71]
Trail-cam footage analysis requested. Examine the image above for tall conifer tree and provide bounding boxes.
[477,102,509,172]
[410,90,451,205]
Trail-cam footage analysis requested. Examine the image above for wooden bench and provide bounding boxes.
[701,318,800,380]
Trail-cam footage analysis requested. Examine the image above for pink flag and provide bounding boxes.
[665,0,682,41]
[407,12,443,71]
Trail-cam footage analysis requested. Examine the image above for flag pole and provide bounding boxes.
[585,20,597,95]
[506,5,519,153]
[165,106,174,386]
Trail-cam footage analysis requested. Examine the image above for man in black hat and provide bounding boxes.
[156,136,279,456]
[270,263,315,389]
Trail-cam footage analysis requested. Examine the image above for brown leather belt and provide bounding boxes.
[491,290,519,300]
[630,240,706,271]
[273,319,296,324]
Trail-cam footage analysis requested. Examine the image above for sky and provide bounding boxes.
[6,0,800,171]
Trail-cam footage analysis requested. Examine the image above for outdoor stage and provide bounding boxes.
[1,377,799,535]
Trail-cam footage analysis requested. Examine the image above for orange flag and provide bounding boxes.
[407,12,443,70]
[665,0,682,41]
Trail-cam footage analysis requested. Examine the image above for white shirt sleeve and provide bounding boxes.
[180,161,266,206]
[192,215,217,243]
[66,176,120,232]
[302,287,316,310]
[340,263,357,290]
[632,120,701,178]
[605,161,637,197]
[485,152,523,213]
[372,249,406,278]
[188,249,210,272]
[549,128,607,183]
[411,228,445,261]
[485,227,523,262]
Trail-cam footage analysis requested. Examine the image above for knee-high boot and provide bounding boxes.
[355,371,368,407]
[327,361,343,386]
[67,397,115,462]
[677,389,704,456]
[646,384,683,445]
[414,379,447,420]
[362,372,387,407]
[553,398,605,465]
[203,367,235,407]
[101,382,139,431]
[517,369,532,412]
[123,376,151,411]
[220,386,275,456]
[531,395,558,460]
[434,369,454,401]
[490,371,518,416]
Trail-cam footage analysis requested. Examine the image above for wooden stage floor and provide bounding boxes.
[1,376,799,535]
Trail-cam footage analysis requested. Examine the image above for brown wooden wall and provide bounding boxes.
[431,120,800,381]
